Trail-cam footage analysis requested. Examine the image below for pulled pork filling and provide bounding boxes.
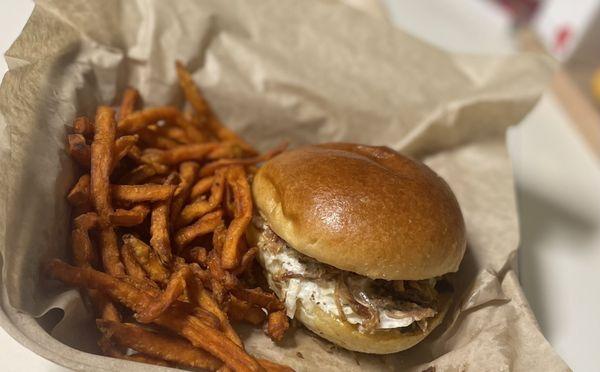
[253,216,448,334]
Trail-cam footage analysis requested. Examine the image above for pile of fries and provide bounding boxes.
[47,62,291,371]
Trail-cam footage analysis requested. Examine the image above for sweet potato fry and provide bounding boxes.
[207,142,244,160]
[120,242,150,282]
[150,198,172,264]
[92,291,122,323]
[99,226,126,277]
[206,116,258,156]
[175,114,208,143]
[266,310,289,342]
[231,288,284,313]
[221,166,253,269]
[189,246,208,265]
[68,134,91,168]
[178,168,226,227]
[111,184,175,203]
[175,61,210,118]
[170,162,199,228]
[158,124,190,144]
[46,260,263,372]
[97,320,223,370]
[73,116,94,138]
[119,164,157,185]
[111,204,150,226]
[200,142,288,177]
[175,61,256,156]
[190,175,214,199]
[71,213,122,330]
[174,210,223,249]
[67,174,90,207]
[113,134,139,168]
[123,234,170,284]
[228,296,266,326]
[193,283,242,347]
[212,223,228,257]
[117,106,179,134]
[136,265,192,323]
[118,87,139,120]
[71,213,98,267]
[150,172,180,264]
[141,142,220,165]
[138,128,180,149]
[207,249,238,291]
[91,106,117,226]
[98,331,169,367]
[232,247,258,276]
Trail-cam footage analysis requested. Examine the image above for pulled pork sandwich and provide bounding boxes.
[247,143,466,354]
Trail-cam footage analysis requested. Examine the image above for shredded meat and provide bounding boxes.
[255,218,446,333]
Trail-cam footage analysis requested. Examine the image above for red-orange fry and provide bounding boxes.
[119,164,157,185]
[113,134,139,169]
[207,116,258,156]
[135,265,192,323]
[73,116,94,139]
[141,142,220,165]
[111,184,175,203]
[90,106,117,226]
[46,260,264,372]
[195,285,243,348]
[67,134,91,168]
[118,87,139,120]
[120,242,150,282]
[221,166,253,269]
[99,226,125,277]
[175,61,257,156]
[232,247,258,276]
[178,168,226,227]
[97,320,223,371]
[175,114,208,143]
[67,174,90,207]
[232,287,284,313]
[157,124,190,144]
[227,296,266,326]
[110,204,150,226]
[123,234,170,284]
[170,161,199,228]
[266,310,289,342]
[175,209,223,249]
[200,141,288,177]
[138,128,180,150]
[117,106,180,134]
[71,212,98,267]
[190,175,215,199]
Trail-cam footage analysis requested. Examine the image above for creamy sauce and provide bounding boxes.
[254,217,436,332]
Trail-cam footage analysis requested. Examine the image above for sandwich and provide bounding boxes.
[248,143,466,354]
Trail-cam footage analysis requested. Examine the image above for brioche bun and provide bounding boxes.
[252,143,466,280]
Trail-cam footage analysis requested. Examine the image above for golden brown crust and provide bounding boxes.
[252,143,466,280]
[295,292,451,354]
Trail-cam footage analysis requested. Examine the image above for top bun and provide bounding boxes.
[252,143,466,280]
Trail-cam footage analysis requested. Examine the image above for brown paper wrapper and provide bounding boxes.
[0,0,569,370]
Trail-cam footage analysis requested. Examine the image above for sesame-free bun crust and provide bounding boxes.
[296,293,451,354]
[252,143,466,280]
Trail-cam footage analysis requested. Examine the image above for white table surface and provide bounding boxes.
[2,1,599,371]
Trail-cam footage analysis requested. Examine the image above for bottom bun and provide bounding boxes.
[295,294,451,354]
